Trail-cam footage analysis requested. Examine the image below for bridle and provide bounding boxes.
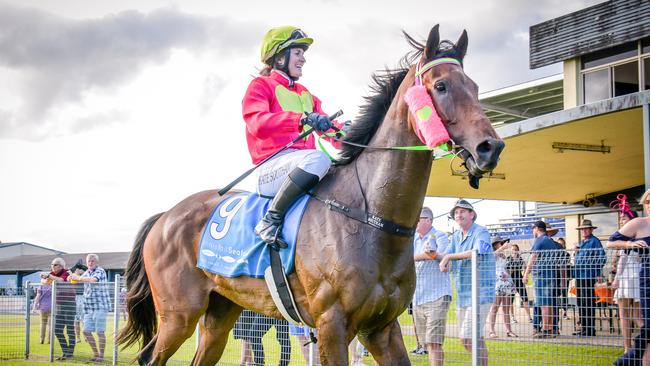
[310,56,471,237]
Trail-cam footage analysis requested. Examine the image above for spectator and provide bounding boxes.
[119,288,128,321]
[69,260,88,344]
[232,310,255,366]
[349,337,364,366]
[572,219,606,337]
[413,206,452,366]
[289,325,319,365]
[69,254,111,363]
[611,199,642,354]
[32,281,52,344]
[409,302,426,355]
[523,220,557,338]
[246,312,291,366]
[507,244,532,323]
[440,199,495,366]
[610,188,650,365]
[555,237,572,320]
[488,236,517,338]
[546,226,567,335]
[46,257,76,360]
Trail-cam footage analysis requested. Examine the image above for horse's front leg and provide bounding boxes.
[317,307,352,366]
[360,319,410,366]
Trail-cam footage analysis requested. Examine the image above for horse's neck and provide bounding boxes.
[354,83,433,226]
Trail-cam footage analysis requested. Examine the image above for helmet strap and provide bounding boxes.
[273,48,299,82]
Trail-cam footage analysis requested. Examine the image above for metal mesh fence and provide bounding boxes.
[0,287,27,360]
[0,247,644,365]
[467,247,624,365]
[12,277,321,365]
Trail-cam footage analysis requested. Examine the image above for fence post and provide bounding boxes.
[471,249,479,366]
[308,340,314,366]
[24,281,31,359]
[196,319,202,349]
[113,275,120,366]
[50,280,56,362]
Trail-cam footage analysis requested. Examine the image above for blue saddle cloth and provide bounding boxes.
[197,192,310,278]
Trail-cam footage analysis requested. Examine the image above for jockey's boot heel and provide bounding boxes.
[255,168,319,249]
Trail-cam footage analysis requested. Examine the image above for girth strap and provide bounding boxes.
[312,196,416,237]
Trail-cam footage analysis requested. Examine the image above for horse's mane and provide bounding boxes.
[336,32,464,165]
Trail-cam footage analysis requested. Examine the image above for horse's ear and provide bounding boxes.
[456,30,468,61]
[424,24,440,60]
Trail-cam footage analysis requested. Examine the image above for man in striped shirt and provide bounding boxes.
[413,207,452,366]
[69,253,111,363]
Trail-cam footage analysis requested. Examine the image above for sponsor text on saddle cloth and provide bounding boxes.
[198,192,310,278]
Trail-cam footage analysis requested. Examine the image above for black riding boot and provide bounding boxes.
[255,168,319,250]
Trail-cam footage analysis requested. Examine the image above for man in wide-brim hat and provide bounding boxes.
[576,219,598,230]
[572,218,606,337]
[440,199,494,362]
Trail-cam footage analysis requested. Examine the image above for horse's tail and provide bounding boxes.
[117,212,164,350]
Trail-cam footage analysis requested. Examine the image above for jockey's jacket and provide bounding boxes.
[242,70,339,164]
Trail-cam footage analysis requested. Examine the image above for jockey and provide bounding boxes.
[242,26,338,249]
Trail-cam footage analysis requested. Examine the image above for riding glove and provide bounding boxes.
[341,120,352,133]
[301,112,332,132]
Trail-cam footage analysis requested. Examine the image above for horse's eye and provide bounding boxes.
[434,81,447,92]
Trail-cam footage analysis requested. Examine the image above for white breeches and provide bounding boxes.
[256,149,331,197]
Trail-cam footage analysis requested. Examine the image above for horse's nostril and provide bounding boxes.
[477,141,492,154]
[476,139,504,162]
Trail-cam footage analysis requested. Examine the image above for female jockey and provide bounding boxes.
[242,26,338,248]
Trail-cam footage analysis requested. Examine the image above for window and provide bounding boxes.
[613,61,639,97]
[580,39,648,104]
[582,42,638,69]
[583,69,609,104]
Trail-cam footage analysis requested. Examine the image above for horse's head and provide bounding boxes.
[405,25,504,188]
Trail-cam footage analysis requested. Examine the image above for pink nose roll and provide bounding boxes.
[404,85,450,148]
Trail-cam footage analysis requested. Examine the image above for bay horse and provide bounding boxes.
[118,24,504,365]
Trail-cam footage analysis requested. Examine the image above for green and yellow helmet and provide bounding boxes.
[260,26,313,64]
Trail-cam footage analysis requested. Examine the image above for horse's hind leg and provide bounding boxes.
[191,292,242,366]
[360,319,410,366]
[144,305,205,366]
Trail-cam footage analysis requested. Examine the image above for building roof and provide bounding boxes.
[529,0,650,68]
[0,242,65,254]
[480,74,564,126]
[0,252,130,272]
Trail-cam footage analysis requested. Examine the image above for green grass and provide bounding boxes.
[0,313,625,365]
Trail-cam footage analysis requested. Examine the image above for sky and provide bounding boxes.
[0,0,602,253]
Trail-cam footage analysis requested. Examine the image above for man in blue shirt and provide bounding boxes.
[440,199,495,366]
[523,221,558,338]
[413,207,451,366]
[573,219,606,337]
